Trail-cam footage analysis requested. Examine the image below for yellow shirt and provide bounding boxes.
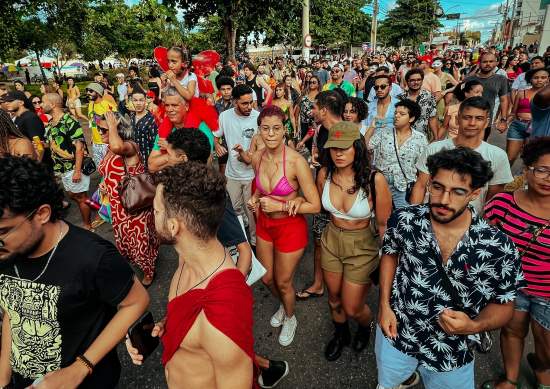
[88,99,118,144]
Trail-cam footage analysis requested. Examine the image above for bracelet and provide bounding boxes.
[76,354,94,376]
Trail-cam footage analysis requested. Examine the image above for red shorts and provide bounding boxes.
[256,209,308,253]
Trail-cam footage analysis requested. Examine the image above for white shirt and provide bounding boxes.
[214,108,259,181]
[180,72,200,97]
[416,138,513,212]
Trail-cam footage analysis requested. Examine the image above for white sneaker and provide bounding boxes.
[270,305,285,328]
[278,315,297,346]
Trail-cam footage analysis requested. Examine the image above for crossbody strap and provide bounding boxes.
[392,130,410,184]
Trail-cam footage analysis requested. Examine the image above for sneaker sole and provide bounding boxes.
[398,371,420,388]
[258,361,289,389]
[278,322,297,346]
[270,318,283,328]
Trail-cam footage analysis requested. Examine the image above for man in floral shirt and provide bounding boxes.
[377,147,524,389]
[42,93,91,230]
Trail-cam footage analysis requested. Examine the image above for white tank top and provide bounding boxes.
[322,175,372,221]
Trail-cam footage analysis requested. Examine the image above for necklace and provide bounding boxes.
[14,223,64,282]
[175,250,227,296]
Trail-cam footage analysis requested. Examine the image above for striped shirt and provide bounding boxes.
[484,192,550,298]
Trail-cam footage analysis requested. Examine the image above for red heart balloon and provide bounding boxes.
[154,46,169,72]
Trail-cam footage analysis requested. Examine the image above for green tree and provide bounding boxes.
[378,0,442,47]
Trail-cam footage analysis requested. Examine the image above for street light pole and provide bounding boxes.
[302,0,310,62]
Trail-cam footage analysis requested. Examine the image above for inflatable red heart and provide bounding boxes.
[154,46,169,72]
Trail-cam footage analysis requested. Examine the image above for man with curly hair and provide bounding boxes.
[0,156,149,389]
[149,162,254,389]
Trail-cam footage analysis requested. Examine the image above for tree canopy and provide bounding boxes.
[378,0,442,47]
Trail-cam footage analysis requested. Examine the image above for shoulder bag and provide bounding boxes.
[118,143,156,213]
[392,130,414,203]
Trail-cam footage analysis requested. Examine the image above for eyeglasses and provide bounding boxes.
[331,69,341,73]
[259,125,284,134]
[427,182,471,200]
[374,84,388,90]
[0,210,37,249]
[32,100,41,105]
[527,166,550,179]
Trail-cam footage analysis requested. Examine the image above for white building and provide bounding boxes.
[511,0,545,47]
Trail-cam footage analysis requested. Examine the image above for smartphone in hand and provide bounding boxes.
[128,312,160,361]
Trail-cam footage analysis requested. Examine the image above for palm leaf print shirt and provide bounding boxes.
[381,205,524,372]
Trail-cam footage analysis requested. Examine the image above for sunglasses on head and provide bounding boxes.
[374,84,388,90]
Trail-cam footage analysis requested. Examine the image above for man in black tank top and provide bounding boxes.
[243,62,272,109]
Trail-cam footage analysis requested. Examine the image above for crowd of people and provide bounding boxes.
[0,42,548,389]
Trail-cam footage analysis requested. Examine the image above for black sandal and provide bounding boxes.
[481,377,521,389]
[295,288,324,300]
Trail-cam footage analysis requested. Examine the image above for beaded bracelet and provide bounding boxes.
[76,354,95,376]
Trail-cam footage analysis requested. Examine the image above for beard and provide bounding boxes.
[0,232,44,271]
[155,221,176,245]
[429,203,469,224]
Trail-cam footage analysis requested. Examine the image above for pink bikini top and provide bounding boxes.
[517,91,531,114]
[255,146,297,197]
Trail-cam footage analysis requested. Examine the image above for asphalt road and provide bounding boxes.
[63,125,537,389]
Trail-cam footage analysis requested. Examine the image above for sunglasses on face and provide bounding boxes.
[32,100,41,105]
[374,84,388,90]
[97,126,109,134]
[331,69,341,73]
[0,210,37,249]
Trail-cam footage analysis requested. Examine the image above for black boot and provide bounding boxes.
[324,321,351,361]
[351,323,372,353]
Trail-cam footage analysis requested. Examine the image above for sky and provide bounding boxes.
[370,0,504,42]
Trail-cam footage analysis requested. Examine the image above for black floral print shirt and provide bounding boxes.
[382,205,524,372]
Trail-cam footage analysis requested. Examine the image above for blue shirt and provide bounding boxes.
[365,96,397,132]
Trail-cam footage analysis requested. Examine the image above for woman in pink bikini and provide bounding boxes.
[506,67,550,166]
[248,105,320,347]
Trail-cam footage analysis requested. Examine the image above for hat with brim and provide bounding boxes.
[324,121,361,149]
[2,91,27,103]
[86,82,104,96]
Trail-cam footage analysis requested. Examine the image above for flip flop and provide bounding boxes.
[295,288,324,300]
[481,377,521,389]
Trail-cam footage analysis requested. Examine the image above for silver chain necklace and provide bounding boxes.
[14,224,64,282]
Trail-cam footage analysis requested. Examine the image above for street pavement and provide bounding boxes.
[63,125,537,388]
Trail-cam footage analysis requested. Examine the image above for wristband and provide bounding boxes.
[76,355,94,376]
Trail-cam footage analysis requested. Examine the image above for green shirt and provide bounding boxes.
[45,114,86,174]
[322,80,356,97]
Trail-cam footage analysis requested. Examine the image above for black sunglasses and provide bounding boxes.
[374,84,388,90]
[97,126,109,134]
[32,100,41,105]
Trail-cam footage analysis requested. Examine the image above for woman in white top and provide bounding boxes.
[318,121,392,362]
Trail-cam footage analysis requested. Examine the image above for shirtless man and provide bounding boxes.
[128,162,254,388]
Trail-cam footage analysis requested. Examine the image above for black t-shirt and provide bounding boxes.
[14,110,45,140]
[218,193,247,247]
[0,224,134,389]
[316,125,329,167]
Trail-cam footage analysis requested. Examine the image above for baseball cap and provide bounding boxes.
[86,82,104,96]
[431,60,443,68]
[324,122,361,149]
[2,91,27,102]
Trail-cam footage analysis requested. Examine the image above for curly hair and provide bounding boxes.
[325,137,372,198]
[521,136,550,166]
[344,97,368,122]
[154,162,226,240]
[0,156,64,220]
[166,128,210,164]
[427,146,494,190]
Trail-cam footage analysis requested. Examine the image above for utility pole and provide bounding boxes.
[371,0,378,54]
[302,0,310,62]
